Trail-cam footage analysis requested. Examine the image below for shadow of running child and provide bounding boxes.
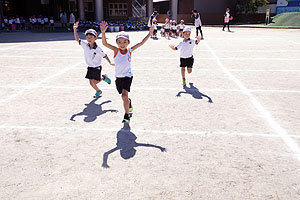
[70,98,118,122]
[176,82,213,103]
[102,123,166,168]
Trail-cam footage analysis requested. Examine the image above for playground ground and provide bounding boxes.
[0,27,300,199]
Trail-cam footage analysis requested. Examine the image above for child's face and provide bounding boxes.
[116,38,130,50]
[86,34,97,43]
[183,31,191,39]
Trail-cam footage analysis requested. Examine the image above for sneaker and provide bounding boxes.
[102,74,111,84]
[122,113,130,123]
[94,90,102,98]
[129,98,133,113]
[182,78,186,86]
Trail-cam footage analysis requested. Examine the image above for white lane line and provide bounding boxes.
[1,124,300,139]
[7,48,300,53]
[205,42,300,162]
[1,55,300,61]
[229,69,300,72]
[0,62,83,103]
[1,85,300,94]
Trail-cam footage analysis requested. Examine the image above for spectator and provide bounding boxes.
[69,12,75,31]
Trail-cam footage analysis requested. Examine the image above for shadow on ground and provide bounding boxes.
[102,123,166,168]
[70,98,118,122]
[176,82,213,103]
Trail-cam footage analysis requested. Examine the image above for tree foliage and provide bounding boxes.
[236,0,269,14]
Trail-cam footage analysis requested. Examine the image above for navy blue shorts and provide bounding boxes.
[85,66,102,81]
[180,57,194,68]
[115,76,133,94]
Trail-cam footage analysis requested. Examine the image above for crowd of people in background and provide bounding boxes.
[1,8,232,33]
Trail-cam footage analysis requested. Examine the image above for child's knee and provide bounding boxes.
[121,93,128,100]
[188,68,192,73]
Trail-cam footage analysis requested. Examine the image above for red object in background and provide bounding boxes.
[229,16,233,20]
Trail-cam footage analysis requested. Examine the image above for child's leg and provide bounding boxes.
[121,89,130,114]
[187,68,192,74]
[199,26,203,38]
[89,79,101,91]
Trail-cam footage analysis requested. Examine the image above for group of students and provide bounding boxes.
[73,7,233,123]
[2,15,26,31]
[29,15,56,30]
[73,19,201,123]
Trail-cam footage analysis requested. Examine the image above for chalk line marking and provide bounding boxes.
[205,42,300,162]
[1,85,300,94]
[0,62,83,103]
[1,124,300,139]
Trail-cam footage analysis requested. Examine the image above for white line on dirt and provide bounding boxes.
[1,124,300,139]
[205,42,300,162]
[1,85,300,94]
[0,62,83,103]
[1,55,300,61]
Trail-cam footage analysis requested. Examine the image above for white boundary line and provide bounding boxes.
[1,55,300,61]
[1,85,300,94]
[1,124,300,139]
[2,65,300,73]
[205,42,300,162]
[0,62,83,103]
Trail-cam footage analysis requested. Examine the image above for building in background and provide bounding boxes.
[1,0,280,25]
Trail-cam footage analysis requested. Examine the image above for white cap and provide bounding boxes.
[183,27,191,32]
[84,29,97,37]
[116,31,130,41]
[180,19,184,22]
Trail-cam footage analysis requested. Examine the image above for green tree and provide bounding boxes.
[236,0,269,14]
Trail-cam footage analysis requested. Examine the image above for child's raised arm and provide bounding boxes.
[73,21,80,42]
[131,25,154,51]
[100,21,118,54]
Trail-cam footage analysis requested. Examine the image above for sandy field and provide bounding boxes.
[0,27,300,200]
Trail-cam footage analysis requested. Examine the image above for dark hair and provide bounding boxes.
[86,33,96,37]
[192,9,197,13]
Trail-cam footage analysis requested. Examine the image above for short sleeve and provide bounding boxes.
[79,40,88,49]
[97,47,107,57]
[176,42,182,50]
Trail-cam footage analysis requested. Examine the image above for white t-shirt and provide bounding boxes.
[79,40,106,67]
[194,14,202,27]
[114,48,133,78]
[224,12,230,23]
[176,39,198,58]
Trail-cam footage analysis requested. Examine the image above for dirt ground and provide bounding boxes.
[0,27,300,200]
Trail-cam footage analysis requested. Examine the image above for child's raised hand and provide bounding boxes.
[169,44,175,50]
[73,21,79,29]
[100,21,108,32]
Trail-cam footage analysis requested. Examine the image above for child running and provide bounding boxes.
[178,20,185,38]
[100,21,154,123]
[73,21,113,98]
[169,27,201,86]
